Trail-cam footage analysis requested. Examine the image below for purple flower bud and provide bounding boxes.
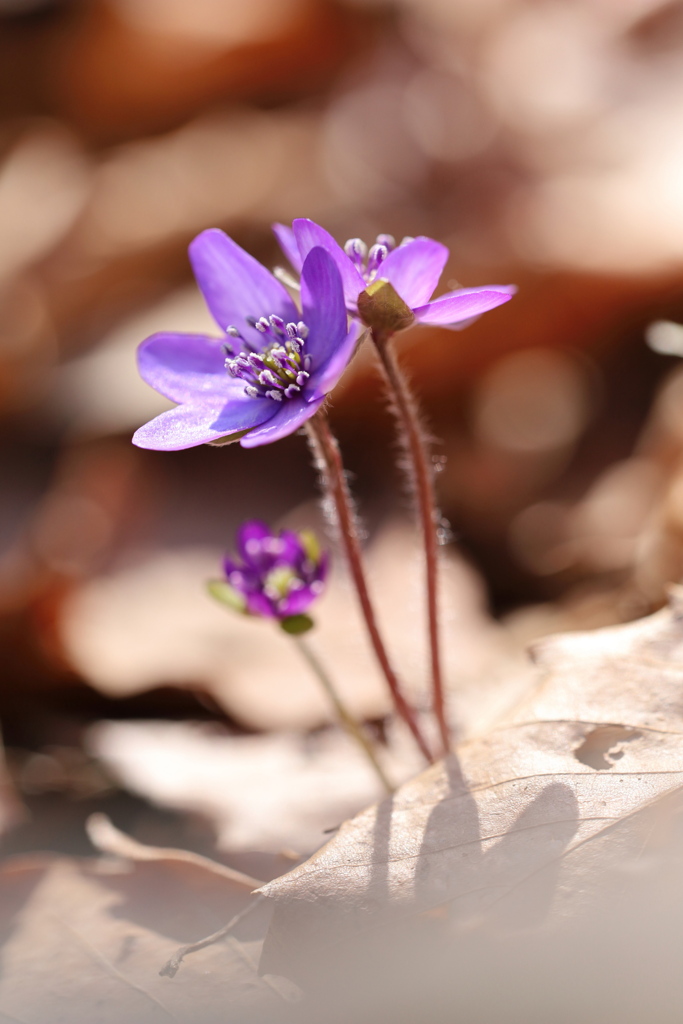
[210,520,328,621]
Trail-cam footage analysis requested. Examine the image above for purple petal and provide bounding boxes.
[137,332,233,404]
[189,229,298,347]
[239,394,325,449]
[132,394,275,451]
[379,237,449,308]
[245,591,277,618]
[223,557,246,582]
[279,583,320,617]
[308,319,363,397]
[300,247,347,365]
[272,223,303,273]
[292,219,366,309]
[315,550,330,583]
[236,520,272,565]
[449,315,482,331]
[223,562,260,594]
[276,529,306,567]
[412,285,516,326]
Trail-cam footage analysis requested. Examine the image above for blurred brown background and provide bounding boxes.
[2,0,683,853]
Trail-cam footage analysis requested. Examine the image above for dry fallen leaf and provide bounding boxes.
[87,720,421,854]
[85,812,263,889]
[259,588,683,979]
[0,852,295,1024]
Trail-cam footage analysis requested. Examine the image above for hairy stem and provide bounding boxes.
[306,411,434,764]
[371,328,451,757]
[293,634,394,793]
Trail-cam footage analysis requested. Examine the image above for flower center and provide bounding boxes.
[343,233,413,284]
[263,565,302,602]
[224,315,311,402]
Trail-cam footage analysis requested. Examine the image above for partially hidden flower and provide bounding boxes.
[273,218,515,330]
[208,520,328,633]
[133,230,362,451]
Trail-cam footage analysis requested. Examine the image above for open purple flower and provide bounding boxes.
[273,218,515,328]
[209,520,328,624]
[133,230,362,451]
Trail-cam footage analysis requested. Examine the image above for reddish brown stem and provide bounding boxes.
[371,329,451,757]
[306,411,434,764]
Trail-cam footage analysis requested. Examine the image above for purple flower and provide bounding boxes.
[132,229,362,451]
[273,219,515,328]
[210,520,328,621]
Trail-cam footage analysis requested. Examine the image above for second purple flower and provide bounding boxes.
[273,218,515,327]
[211,520,328,623]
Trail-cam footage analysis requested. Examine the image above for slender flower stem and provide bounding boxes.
[306,411,434,764]
[370,328,451,757]
[292,634,394,794]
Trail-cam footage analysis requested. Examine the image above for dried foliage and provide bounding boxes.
[260,590,683,979]
[6,598,683,1018]
[0,854,293,1024]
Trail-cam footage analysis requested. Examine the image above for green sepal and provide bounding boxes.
[207,428,252,447]
[206,580,248,614]
[299,528,321,565]
[357,279,415,335]
[279,613,314,635]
